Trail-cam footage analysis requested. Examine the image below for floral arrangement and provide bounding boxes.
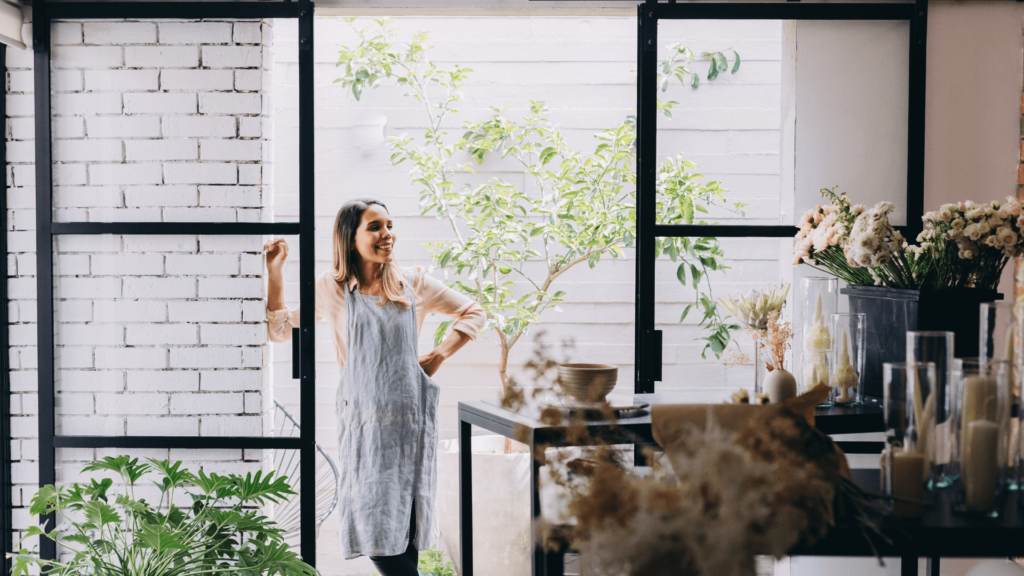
[718,284,790,331]
[751,310,792,373]
[794,188,1024,291]
[914,199,1024,290]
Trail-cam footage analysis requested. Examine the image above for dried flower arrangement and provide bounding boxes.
[718,284,790,331]
[751,310,792,373]
[503,339,889,576]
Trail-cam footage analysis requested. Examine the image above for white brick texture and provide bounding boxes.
[7,17,274,546]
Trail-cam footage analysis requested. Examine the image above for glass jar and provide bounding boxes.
[799,277,838,354]
[882,361,936,518]
[830,313,866,406]
[794,350,831,406]
[980,301,1024,489]
[951,358,1011,516]
[906,330,956,490]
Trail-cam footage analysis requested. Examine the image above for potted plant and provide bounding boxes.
[794,189,1021,396]
[7,456,316,576]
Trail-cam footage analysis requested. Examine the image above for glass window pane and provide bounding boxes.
[655,19,910,227]
[53,234,299,437]
[48,18,297,224]
[654,237,791,399]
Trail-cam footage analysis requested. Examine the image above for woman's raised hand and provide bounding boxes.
[265,238,289,273]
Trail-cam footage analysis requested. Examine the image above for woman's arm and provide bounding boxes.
[416,269,487,376]
[266,238,288,312]
[419,330,471,377]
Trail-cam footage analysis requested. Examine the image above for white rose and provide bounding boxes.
[997,226,1017,247]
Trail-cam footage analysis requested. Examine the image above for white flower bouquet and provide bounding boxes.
[793,189,1022,291]
[914,198,1024,290]
[794,188,922,288]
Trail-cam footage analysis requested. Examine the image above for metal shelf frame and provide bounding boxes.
[26,0,318,566]
[633,0,928,393]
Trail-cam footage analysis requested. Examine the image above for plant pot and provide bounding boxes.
[764,368,797,403]
[841,286,1003,399]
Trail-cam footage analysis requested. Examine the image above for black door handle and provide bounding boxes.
[292,327,301,379]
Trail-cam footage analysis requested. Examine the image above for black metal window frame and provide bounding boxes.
[30,1,318,566]
[634,0,928,393]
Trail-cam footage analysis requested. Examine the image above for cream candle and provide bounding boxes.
[891,448,925,518]
[959,375,998,487]
[831,329,858,404]
[964,420,999,511]
[804,293,832,352]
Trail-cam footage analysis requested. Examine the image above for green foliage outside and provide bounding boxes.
[8,456,315,576]
[336,19,747,389]
[369,547,455,576]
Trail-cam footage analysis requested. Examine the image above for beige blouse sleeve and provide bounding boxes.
[267,274,325,343]
[414,268,487,340]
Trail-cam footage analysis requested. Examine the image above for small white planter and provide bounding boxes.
[764,368,797,404]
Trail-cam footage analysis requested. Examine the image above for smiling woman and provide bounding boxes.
[264,198,485,576]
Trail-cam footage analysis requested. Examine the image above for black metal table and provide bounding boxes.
[458,397,1024,576]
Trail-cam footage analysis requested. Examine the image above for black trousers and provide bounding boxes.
[369,501,419,576]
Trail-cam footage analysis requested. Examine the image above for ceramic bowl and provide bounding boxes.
[557,363,618,402]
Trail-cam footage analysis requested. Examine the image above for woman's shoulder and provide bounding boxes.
[402,265,428,289]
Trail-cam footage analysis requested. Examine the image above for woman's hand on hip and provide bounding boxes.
[418,352,444,377]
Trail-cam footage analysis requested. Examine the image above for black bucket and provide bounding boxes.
[841,286,1002,398]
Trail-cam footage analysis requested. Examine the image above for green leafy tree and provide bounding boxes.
[336,19,746,391]
[8,456,315,576]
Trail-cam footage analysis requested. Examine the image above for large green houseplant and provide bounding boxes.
[336,19,747,391]
[7,456,315,576]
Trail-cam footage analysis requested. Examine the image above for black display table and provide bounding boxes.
[458,397,1022,576]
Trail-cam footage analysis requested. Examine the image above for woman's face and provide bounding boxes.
[352,204,395,265]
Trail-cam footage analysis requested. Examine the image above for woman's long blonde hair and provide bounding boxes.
[331,199,410,308]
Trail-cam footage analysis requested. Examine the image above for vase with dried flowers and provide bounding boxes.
[752,310,797,403]
[719,284,790,395]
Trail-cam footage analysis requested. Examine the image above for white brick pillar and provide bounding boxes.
[6,18,276,549]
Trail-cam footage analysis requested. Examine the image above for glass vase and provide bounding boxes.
[754,337,767,396]
[980,301,1024,489]
[906,330,956,490]
[799,277,838,354]
[882,361,936,518]
[830,313,866,406]
[794,350,832,407]
[951,358,1011,516]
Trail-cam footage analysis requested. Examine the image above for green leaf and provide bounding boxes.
[715,52,729,77]
[539,147,557,166]
[691,73,699,89]
[82,501,121,528]
[679,303,694,323]
[707,57,719,81]
[731,50,741,73]
[136,522,186,553]
[676,263,687,284]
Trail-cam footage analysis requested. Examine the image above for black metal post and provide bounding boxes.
[459,417,474,576]
[902,554,918,576]
[32,4,56,561]
[529,432,542,576]
[635,1,659,394]
[0,41,11,575]
[297,0,317,566]
[907,0,928,239]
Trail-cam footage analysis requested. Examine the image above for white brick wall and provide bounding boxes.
[7,18,275,552]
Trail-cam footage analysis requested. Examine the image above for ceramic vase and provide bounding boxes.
[764,368,797,404]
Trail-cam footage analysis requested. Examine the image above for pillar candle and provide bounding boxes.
[960,375,997,487]
[891,448,925,518]
[964,420,999,511]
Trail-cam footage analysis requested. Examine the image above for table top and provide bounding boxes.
[797,469,1024,557]
[459,394,883,446]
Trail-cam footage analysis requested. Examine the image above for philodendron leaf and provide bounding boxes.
[136,522,186,552]
[82,501,121,528]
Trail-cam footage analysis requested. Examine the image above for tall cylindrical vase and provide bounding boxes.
[754,341,766,396]
[907,330,956,490]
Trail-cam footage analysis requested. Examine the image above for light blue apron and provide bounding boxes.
[335,286,441,559]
